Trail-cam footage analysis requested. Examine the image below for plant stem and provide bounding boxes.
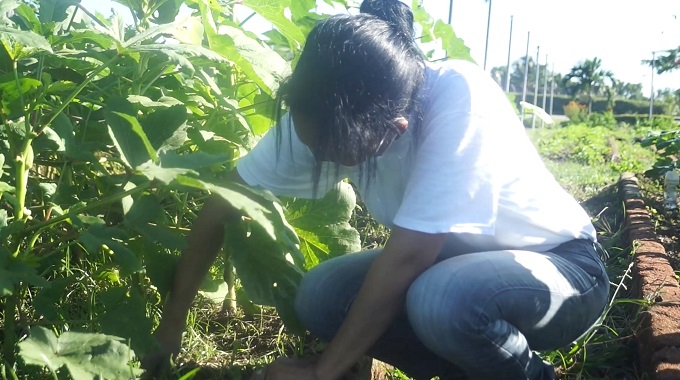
[43,54,120,130]
[2,293,18,366]
[23,181,153,236]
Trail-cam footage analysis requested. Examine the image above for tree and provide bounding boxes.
[655,88,680,115]
[643,47,680,74]
[614,82,644,100]
[562,57,615,113]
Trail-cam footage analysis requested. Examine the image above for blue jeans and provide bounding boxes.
[293,239,609,380]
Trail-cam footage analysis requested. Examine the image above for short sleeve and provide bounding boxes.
[236,113,343,198]
[392,71,504,234]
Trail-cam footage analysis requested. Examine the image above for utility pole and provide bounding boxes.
[649,51,656,120]
[504,15,513,92]
[542,54,549,126]
[521,32,530,123]
[448,0,453,25]
[483,0,492,70]
[532,46,540,129]
[549,62,555,116]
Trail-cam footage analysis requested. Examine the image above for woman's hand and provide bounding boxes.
[250,357,320,380]
[140,321,183,377]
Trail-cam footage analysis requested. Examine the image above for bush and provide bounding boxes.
[564,101,587,122]
[510,93,665,116]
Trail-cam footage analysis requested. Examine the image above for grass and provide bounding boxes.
[3,121,666,380]
[527,121,662,379]
[160,126,659,380]
[163,121,661,380]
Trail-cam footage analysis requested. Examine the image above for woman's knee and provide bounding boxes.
[405,259,484,350]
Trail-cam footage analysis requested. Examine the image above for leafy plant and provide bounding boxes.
[0,0,471,378]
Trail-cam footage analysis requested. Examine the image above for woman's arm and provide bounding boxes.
[145,172,245,371]
[315,226,447,380]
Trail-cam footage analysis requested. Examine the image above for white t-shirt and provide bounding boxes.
[237,60,596,253]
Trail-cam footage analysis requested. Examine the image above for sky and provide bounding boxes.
[80,0,680,95]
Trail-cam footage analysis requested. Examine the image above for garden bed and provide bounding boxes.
[629,174,680,379]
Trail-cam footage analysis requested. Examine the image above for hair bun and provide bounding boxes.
[359,0,415,40]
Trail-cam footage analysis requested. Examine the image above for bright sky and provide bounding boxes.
[81,0,680,95]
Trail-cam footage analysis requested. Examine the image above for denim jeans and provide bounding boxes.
[293,239,610,380]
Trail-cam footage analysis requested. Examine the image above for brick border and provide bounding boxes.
[620,173,680,379]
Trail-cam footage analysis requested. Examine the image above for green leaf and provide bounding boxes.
[199,275,229,303]
[0,77,41,105]
[0,256,48,296]
[46,80,76,94]
[289,0,316,20]
[38,0,80,24]
[159,151,229,170]
[432,20,473,62]
[124,194,162,224]
[33,277,72,320]
[129,43,229,65]
[176,177,297,245]
[79,225,144,276]
[105,97,155,168]
[241,0,306,47]
[151,0,182,24]
[144,250,180,301]
[100,287,156,356]
[13,4,42,33]
[284,182,360,269]
[127,95,183,108]
[229,222,303,306]
[141,105,188,152]
[18,326,142,380]
[137,160,197,183]
[111,112,159,163]
[0,182,15,193]
[59,30,117,49]
[196,1,289,95]
[122,22,180,48]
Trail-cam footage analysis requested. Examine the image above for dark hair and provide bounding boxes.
[276,0,425,192]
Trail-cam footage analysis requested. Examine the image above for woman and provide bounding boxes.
[148,1,609,379]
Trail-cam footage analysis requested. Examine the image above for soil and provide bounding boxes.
[621,174,680,379]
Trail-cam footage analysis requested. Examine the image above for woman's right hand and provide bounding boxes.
[141,321,184,378]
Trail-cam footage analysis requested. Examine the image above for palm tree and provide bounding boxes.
[562,57,615,113]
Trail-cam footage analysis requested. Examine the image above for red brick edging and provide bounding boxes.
[620,173,680,379]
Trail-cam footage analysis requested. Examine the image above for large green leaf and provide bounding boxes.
[284,182,360,269]
[241,0,306,47]
[195,0,289,95]
[432,20,473,62]
[105,97,155,169]
[228,222,303,306]
[38,0,80,23]
[140,104,188,152]
[12,4,42,33]
[0,252,48,296]
[175,176,299,249]
[100,287,156,356]
[18,326,141,380]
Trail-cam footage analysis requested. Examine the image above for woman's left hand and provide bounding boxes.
[250,357,320,380]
